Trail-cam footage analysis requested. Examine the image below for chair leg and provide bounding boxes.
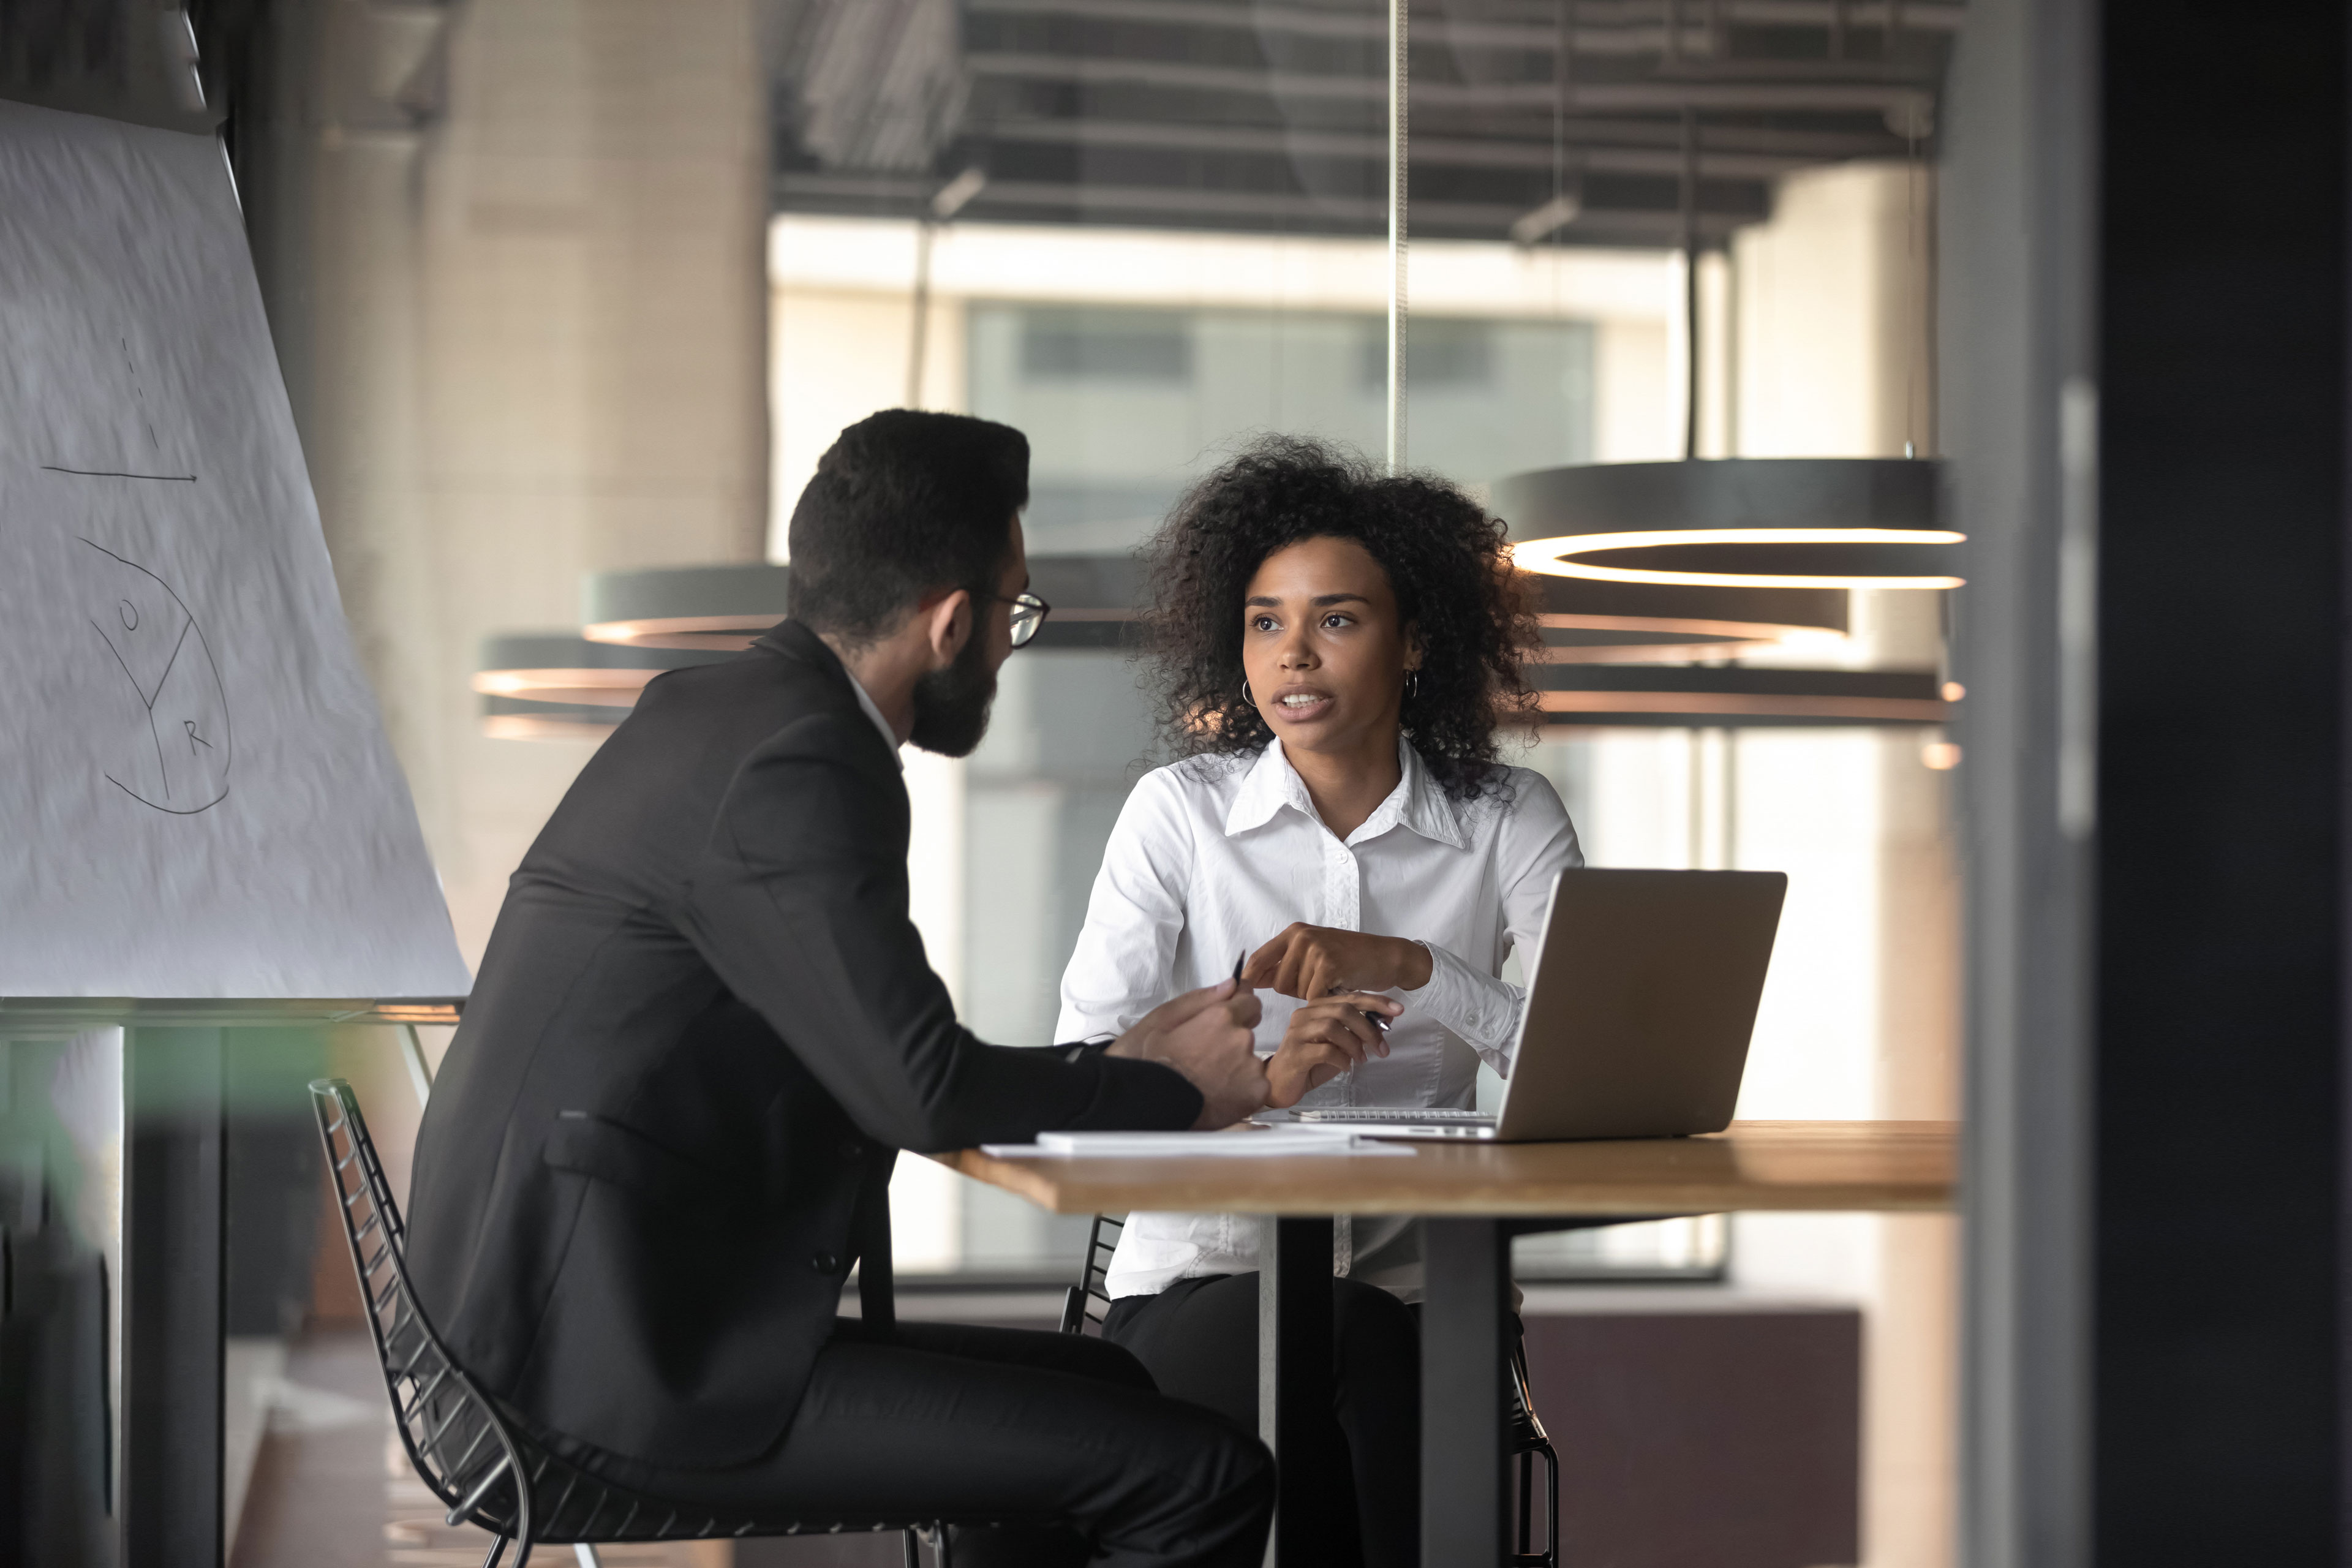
[937,1523,953,1568]
[572,1547,603,1567]
[904,1527,923,1567]
[480,1538,510,1568]
[1543,1444,1561,1567]
[1518,1449,1534,1553]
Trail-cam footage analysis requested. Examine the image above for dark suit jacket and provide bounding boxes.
[405,620,1200,1468]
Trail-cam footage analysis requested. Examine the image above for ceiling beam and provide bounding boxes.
[966,0,1964,49]
[973,118,1856,179]
[966,50,1935,117]
[772,171,1757,240]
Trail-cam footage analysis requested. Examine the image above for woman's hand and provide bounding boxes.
[1262,992,1404,1108]
[1107,979,1270,1129]
[1243,923,1434,1001]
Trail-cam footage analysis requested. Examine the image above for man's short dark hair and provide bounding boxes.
[786,410,1029,647]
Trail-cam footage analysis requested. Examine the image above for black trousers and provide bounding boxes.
[1103,1273,1422,1568]
[554,1318,1273,1567]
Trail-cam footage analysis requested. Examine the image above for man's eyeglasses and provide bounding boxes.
[978,590,1052,649]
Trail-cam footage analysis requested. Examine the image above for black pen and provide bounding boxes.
[1233,951,1247,984]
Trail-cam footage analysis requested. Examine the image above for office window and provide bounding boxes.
[973,301,1595,559]
[1020,309,1194,382]
[1359,316,1494,389]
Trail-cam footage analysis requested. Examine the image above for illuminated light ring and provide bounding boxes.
[1534,640,1779,665]
[582,606,1142,650]
[373,1004,464,1024]
[1513,528,1967,590]
[1532,689,1953,723]
[470,668,657,706]
[482,712,624,741]
[1530,611,1840,666]
[582,614,771,650]
[1537,611,1833,640]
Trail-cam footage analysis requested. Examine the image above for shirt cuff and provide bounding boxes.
[1407,941,1523,1071]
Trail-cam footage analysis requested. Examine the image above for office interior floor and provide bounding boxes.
[230,1297,1860,1568]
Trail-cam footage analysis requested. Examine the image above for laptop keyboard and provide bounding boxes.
[1289,1107,1493,1123]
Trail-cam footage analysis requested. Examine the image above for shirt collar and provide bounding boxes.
[843,671,904,771]
[1223,737,1467,849]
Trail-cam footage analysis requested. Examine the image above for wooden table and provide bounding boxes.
[949,1120,1958,1565]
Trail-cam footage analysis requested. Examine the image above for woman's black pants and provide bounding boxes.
[1103,1273,1422,1568]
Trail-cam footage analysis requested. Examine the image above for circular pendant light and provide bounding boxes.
[1498,458,1964,591]
[581,564,792,650]
[581,556,1858,664]
[1526,663,1953,728]
[472,633,731,740]
[486,547,1940,741]
[580,557,1152,654]
[1528,573,1849,663]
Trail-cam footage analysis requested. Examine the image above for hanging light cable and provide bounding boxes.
[1502,0,1961,592]
[1385,0,1408,473]
[1681,104,1700,462]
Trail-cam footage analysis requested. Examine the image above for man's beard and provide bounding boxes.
[908,626,999,757]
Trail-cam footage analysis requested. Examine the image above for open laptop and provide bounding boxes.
[1286,867,1787,1141]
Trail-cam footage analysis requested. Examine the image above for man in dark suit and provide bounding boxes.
[408,411,1275,1566]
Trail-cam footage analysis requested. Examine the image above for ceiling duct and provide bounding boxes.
[769,0,968,175]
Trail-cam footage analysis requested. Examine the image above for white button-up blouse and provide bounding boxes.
[1055,737,1582,1300]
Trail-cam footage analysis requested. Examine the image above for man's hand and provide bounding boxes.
[1243,924,1433,1001]
[1263,992,1402,1107]
[1106,980,1270,1129]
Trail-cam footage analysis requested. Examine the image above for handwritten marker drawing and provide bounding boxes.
[40,339,197,482]
[81,537,231,814]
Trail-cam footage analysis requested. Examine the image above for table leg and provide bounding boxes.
[1422,1217,1508,1565]
[121,1026,225,1568]
[1257,1215,1332,1568]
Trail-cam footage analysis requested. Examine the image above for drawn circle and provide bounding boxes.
[82,539,233,815]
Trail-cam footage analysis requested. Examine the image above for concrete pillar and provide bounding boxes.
[1731,160,1959,1568]
[412,0,769,960]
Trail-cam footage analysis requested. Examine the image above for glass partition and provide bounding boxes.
[768,4,1719,1287]
[972,301,1595,554]
[187,0,1972,1555]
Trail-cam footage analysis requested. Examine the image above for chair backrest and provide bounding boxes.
[309,1078,539,1544]
[1057,1213,1126,1335]
[309,1079,957,1554]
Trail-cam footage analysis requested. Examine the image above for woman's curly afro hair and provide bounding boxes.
[1142,435,1539,801]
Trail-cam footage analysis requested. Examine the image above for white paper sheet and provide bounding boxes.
[0,100,469,998]
[981,1129,1418,1159]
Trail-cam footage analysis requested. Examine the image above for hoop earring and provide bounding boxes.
[1406,670,1420,702]
[1243,680,1254,706]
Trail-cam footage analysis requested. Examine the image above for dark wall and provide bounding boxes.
[1525,1310,1860,1568]
[737,1306,1861,1568]
[1950,0,2352,1560]
[2093,2,2349,1559]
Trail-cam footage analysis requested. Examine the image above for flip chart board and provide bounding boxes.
[0,99,470,998]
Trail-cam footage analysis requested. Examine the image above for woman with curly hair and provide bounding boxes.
[1054,437,1583,1566]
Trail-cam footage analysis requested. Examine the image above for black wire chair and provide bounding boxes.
[1059,1212,1559,1567]
[1504,1330,1561,1568]
[1058,1213,1126,1335]
[307,1077,957,1568]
